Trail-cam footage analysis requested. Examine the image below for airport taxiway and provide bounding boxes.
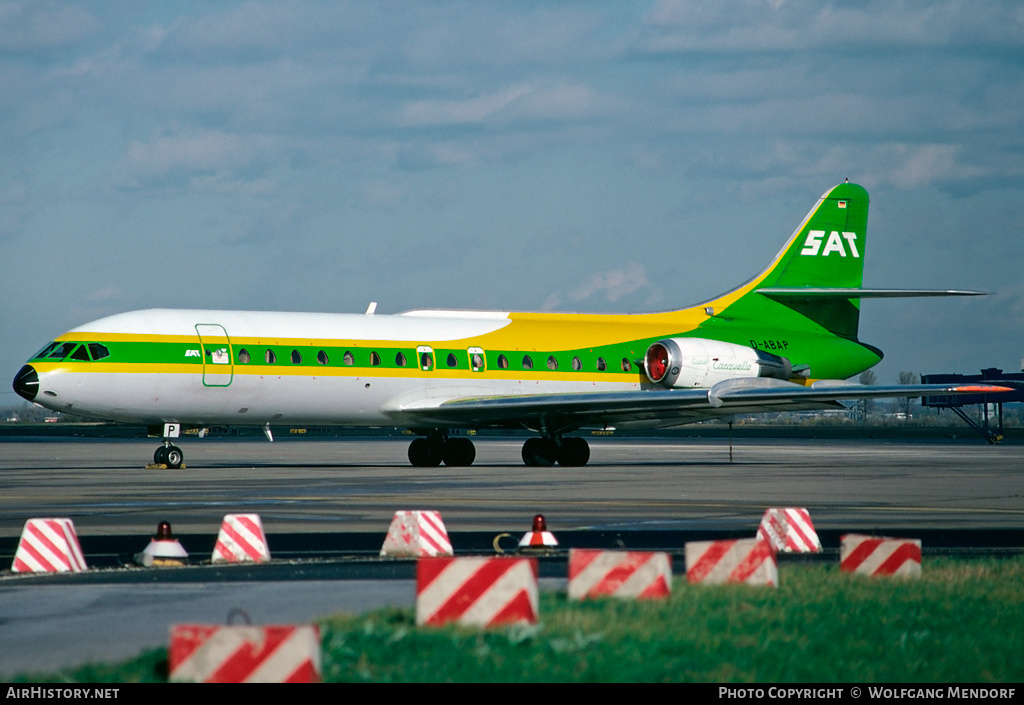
[1,436,1021,538]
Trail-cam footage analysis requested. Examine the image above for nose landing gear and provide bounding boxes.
[153,443,184,469]
[150,422,184,469]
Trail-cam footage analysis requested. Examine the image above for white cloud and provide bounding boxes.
[885,144,967,189]
[541,292,562,312]
[358,180,407,210]
[400,81,607,127]
[0,1,100,52]
[641,0,1024,53]
[515,83,604,121]
[114,131,276,190]
[85,285,123,303]
[401,84,533,126]
[571,263,650,303]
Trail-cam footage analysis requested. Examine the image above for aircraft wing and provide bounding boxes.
[397,378,1011,433]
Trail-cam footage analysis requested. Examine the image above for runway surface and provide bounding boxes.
[1,435,1021,538]
[0,435,1021,678]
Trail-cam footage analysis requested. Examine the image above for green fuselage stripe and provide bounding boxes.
[39,327,879,382]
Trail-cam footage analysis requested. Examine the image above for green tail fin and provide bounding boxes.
[718,182,870,339]
[762,181,869,291]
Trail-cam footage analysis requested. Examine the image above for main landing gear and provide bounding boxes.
[521,436,590,467]
[408,433,476,467]
[406,432,591,467]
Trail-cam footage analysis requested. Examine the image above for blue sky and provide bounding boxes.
[2,0,1023,405]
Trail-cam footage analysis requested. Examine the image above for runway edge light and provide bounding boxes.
[136,520,189,567]
[518,513,558,552]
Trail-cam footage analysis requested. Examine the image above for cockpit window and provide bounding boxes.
[35,341,111,362]
[47,343,77,360]
[87,344,110,360]
[33,342,59,359]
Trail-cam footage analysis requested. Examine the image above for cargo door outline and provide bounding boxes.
[196,324,234,387]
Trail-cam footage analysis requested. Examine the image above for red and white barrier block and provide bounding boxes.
[686,538,778,587]
[840,534,922,578]
[757,507,821,553]
[169,624,321,683]
[380,510,453,558]
[11,518,87,573]
[211,514,270,564]
[416,557,539,627]
[568,549,672,600]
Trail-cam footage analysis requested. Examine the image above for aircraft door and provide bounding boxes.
[417,346,435,371]
[468,347,486,372]
[196,323,234,387]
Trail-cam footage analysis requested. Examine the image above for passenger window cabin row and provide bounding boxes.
[32,340,635,373]
[234,347,634,372]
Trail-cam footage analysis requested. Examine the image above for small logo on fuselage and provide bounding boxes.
[185,349,201,357]
[800,230,859,258]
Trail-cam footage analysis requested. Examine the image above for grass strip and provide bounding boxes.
[12,557,1024,683]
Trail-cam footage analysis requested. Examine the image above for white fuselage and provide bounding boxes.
[30,308,643,428]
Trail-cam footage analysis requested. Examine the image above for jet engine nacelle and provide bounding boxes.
[643,337,792,388]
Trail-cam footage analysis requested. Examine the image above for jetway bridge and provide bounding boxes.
[922,367,1024,443]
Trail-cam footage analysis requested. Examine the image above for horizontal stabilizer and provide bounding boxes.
[758,287,986,300]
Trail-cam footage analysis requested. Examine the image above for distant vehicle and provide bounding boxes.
[13,182,1007,469]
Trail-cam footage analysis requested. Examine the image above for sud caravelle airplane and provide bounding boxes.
[13,182,1006,470]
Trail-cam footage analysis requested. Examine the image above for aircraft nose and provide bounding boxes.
[13,364,39,402]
